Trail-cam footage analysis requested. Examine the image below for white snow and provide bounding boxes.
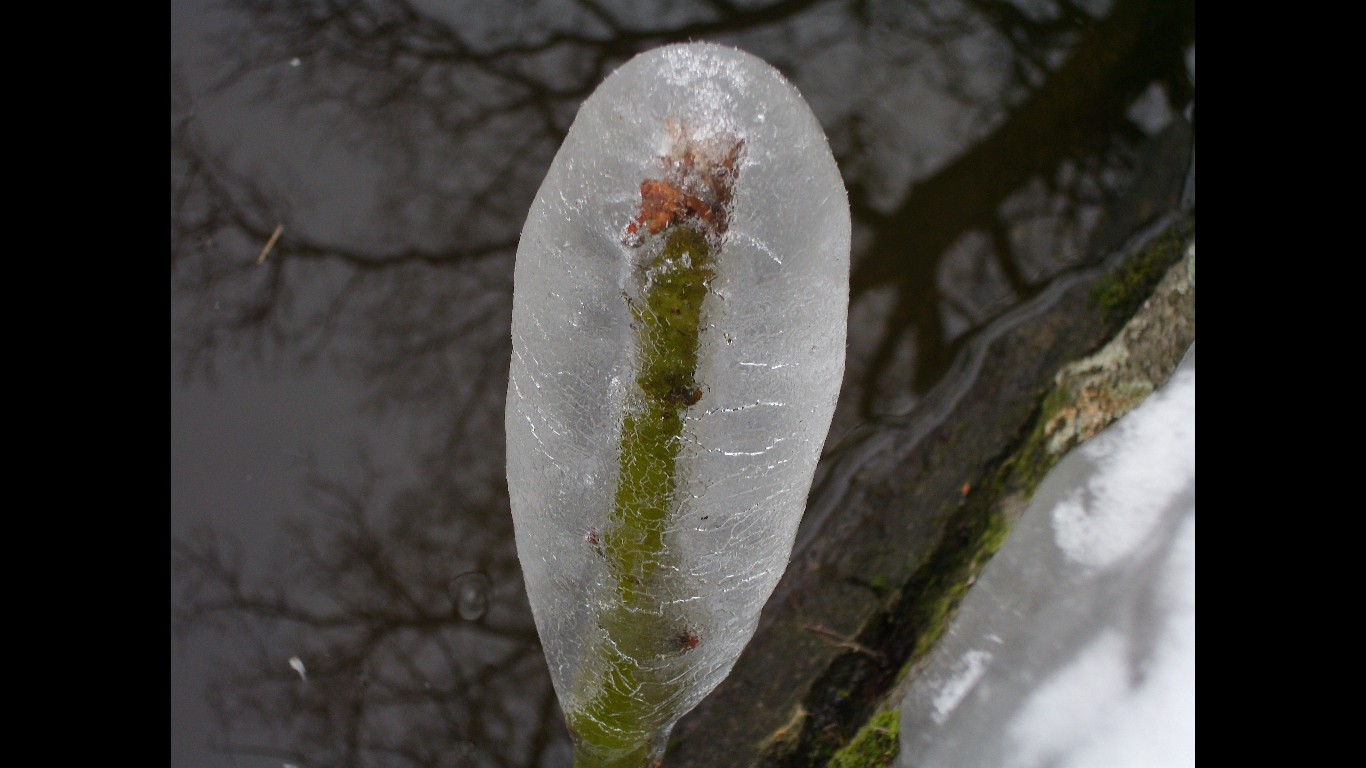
[896,345,1194,768]
[1050,359,1195,570]
[288,655,307,683]
[929,648,993,726]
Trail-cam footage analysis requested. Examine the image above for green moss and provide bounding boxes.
[905,507,1010,661]
[868,575,890,597]
[1004,394,1070,499]
[827,709,900,768]
[568,227,714,768]
[1089,216,1193,326]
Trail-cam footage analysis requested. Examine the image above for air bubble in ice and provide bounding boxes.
[452,571,491,620]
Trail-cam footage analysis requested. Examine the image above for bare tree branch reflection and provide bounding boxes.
[173,455,553,767]
[174,0,1191,417]
[848,0,1193,410]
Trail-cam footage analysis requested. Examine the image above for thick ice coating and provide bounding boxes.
[506,43,849,764]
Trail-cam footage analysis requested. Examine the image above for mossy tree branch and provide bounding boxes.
[568,226,714,767]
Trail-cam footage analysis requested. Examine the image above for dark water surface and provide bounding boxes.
[171,2,1193,765]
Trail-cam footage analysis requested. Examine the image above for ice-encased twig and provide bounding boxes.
[568,225,715,766]
[506,41,849,768]
[567,124,740,766]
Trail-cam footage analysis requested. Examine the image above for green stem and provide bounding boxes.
[568,226,713,768]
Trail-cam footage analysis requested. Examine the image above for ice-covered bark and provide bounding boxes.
[506,43,848,766]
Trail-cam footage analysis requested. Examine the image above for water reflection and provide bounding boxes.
[171,457,554,766]
[171,0,1193,765]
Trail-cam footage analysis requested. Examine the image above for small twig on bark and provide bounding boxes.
[803,623,887,663]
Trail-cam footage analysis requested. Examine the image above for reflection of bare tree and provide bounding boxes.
[173,0,1192,432]
[847,0,1194,408]
[172,458,561,767]
[172,0,1193,765]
